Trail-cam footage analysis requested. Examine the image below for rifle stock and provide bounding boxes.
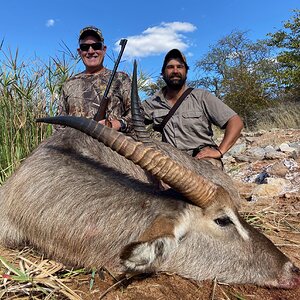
[93,39,128,122]
[93,96,109,122]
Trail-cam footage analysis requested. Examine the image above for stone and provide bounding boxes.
[251,178,290,200]
[246,147,266,160]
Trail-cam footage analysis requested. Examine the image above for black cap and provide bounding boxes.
[161,49,189,73]
[79,26,104,42]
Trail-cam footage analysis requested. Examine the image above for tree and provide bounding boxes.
[222,68,270,128]
[138,72,165,98]
[194,30,276,128]
[267,9,300,100]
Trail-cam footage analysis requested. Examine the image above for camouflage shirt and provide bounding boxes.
[57,68,133,132]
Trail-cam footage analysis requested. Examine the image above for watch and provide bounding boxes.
[119,119,127,132]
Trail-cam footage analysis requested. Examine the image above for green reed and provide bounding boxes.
[0,47,78,183]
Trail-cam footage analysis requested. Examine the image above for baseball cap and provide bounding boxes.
[161,49,189,73]
[79,26,104,42]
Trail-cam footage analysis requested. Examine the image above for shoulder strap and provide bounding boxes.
[155,87,194,132]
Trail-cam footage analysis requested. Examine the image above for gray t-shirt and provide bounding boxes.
[143,87,237,155]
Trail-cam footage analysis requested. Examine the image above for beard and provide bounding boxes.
[163,73,187,90]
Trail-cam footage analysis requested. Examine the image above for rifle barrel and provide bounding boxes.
[93,39,128,122]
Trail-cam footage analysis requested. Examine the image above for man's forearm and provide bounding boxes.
[218,115,244,155]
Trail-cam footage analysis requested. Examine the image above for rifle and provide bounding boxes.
[93,39,128,122]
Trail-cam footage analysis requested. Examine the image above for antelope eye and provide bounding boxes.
[214,216,233,227]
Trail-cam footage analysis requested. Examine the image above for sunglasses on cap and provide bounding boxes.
[79,42,103,51]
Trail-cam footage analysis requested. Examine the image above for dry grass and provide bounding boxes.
[0,248,84,299]
[252,101,300,131]
[241,197,300,268]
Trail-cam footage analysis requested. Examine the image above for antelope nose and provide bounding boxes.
[291,265,300,288]
[291,265,300,274]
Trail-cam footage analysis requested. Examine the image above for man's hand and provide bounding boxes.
[99,119,121,131]
[195,147,223,160]
[195,115,243,160]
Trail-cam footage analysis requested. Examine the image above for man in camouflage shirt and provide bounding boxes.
[57,26,132,133]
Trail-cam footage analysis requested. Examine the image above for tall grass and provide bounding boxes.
[0,47,78,183]
[252,101,300,130]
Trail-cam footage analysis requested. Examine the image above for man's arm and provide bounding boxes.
[218,114,244,155]
[101,72,133,132]
[117,73,133,132]
[195,115,244,159]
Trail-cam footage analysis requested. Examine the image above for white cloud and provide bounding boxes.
[46,19,55,27]
[116,22,197,59]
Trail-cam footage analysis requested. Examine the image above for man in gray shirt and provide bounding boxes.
[143,49,244,167]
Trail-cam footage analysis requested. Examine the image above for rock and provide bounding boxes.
[264,145,276,153]
[279,143,297,153]
[245,147,266,160]
[244,137,257,143]
[251,178,290,200]
[228,143,247,156]
[234,154,257,162]
[289,142,300,152]
[254,171,269,184]
[268,161,288,177]
[224,129,300,199]
[282,158,298,170]
[265,151,286,160]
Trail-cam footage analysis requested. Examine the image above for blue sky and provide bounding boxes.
[1,0,299,82]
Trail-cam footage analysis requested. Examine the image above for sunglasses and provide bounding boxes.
[79,42,103,51]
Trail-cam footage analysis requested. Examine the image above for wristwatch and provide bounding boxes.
[118,119,127,132]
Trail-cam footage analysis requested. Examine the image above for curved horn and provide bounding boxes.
[131,60,152,145]
[37,116,217,208]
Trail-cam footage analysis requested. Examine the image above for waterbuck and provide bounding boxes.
[0,63,299,289]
